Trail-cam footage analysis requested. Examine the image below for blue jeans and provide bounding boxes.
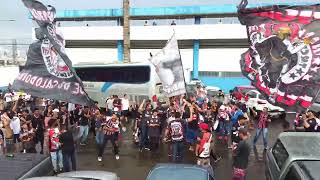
[50,150,63,172]
[218,121,230,136]
[62,149,76,172]
[253,128,268,148]
[96,130,104,145]
[186,127,198,145]
[79,125,89,144]
[139,125,148,149]
[172,141,185,163]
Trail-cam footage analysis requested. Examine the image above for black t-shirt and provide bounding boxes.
[157,107,167,122]
[305,118,317,132]
[148,116,161,137]
[59,131,75,153]
[79,111,89,126]
[231,123,242,144]
[31,115,45,132]
[141,110,151,127]
[182,106,191,119]
[233,140,251,169]
[188,113,199,130]
[239,103,248,113]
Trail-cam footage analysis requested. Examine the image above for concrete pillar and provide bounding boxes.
[192,16,201,79]
[117,18,124,62]
[123,0,130,63]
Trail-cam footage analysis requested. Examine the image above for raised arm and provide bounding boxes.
[138,99,146,113]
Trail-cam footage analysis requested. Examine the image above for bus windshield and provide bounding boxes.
[74,65,151,84]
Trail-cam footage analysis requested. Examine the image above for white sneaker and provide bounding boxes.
[98,157,102,162]
[115,155,120,160]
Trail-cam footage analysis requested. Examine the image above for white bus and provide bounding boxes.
[74,62,168,108]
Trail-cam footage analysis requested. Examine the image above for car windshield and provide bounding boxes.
[258,94,267,100]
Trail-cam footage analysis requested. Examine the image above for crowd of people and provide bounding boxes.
[2,85,320,179]
[0,86,254,179]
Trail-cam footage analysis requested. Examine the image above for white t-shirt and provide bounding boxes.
[68,103,76,112]
[107,99,114,110]
[4,93,12,102]
[121,98,129,111]
[10,117,21,135]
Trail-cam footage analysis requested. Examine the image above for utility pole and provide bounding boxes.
[12,39,17,65]
[123,0,130,63]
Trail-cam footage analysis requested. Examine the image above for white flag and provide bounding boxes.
[149,35,186,97]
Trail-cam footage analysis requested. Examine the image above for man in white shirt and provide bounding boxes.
[121,94,130,123]
[106,96,114,116]
[10,114,21,152]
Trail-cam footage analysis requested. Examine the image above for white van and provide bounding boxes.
[74,62,167,108]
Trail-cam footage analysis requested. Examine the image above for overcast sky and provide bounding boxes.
[0,0,317,40]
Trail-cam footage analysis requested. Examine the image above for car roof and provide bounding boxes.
[25,177,78,180]
[297,161,320,179]
[147,163,210,180]
[246,89,260,94]
[58,171,119,180]
[279,132,320,161]
[235,86,255,89]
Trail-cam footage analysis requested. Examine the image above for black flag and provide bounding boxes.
[13,0,94,106]
[238,1,320,110]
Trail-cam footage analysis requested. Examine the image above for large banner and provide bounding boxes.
[238,0,320,110]
[149,35,186,97]
[13,0,94,106]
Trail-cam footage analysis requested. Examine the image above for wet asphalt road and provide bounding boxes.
[75,117,287,180]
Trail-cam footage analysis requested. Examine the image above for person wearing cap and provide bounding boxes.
[48,118,63,173]
[196,123,213,175]
[232,128,251,180]
[217,105,230,142]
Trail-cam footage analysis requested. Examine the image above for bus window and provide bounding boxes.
[75,65,151,83]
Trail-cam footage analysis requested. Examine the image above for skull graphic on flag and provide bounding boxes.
[238,1,320,110]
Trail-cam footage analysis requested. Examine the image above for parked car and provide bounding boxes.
[266,132,320,180]
[147,163,215,180]
[58,171,119,180]
[231,86,255,101]
[245,90,285,118]
[206,86,221,98]
[26,171,119,180]
[0,154,54,180]
[189,78,206,87]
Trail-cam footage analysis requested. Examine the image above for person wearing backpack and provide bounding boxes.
[164,112,185,163]
[196,123,214,176]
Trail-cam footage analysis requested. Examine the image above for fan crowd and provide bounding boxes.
[1,86,318,180]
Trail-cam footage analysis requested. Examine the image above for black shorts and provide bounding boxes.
[122,110,129,117]
[13,134,20,143]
